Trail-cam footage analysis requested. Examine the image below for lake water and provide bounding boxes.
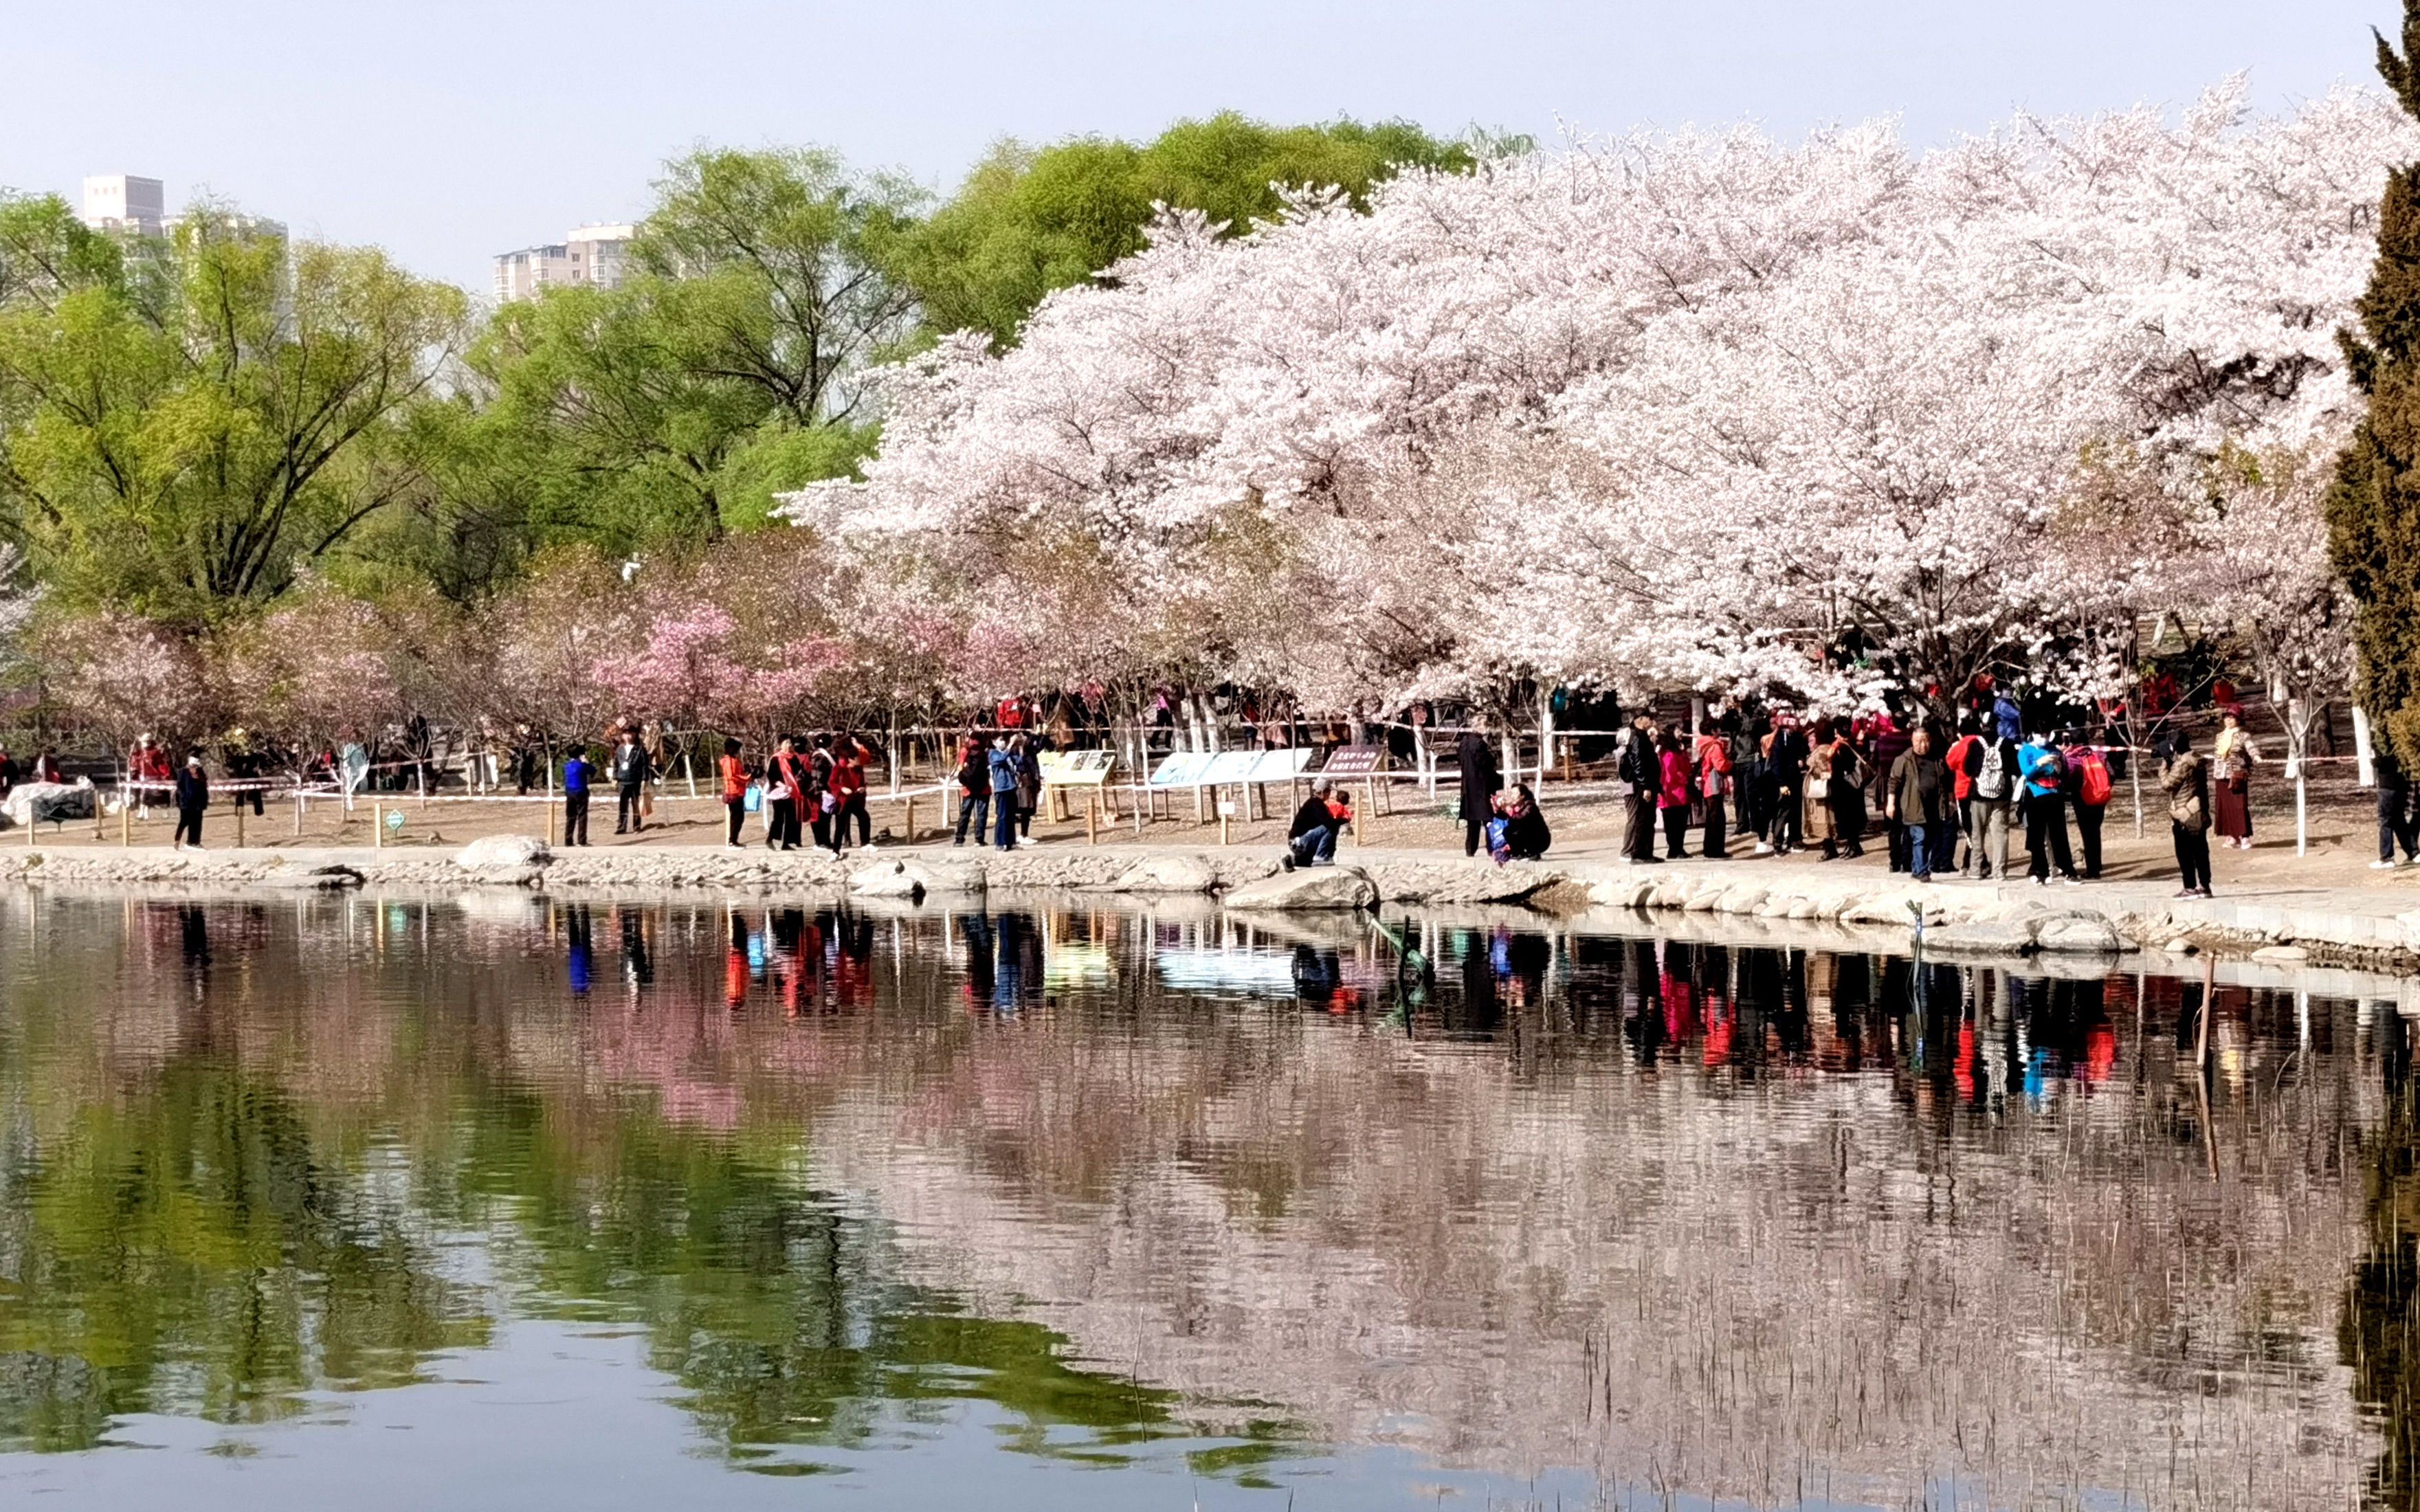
[0,889,2409,1511]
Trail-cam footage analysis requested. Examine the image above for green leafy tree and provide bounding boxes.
[896,113,1484,350]
[0,203,466,625]
[473,148,922,557]
[2330,4,2420,764]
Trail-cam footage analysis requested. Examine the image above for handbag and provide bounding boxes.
[743,783,764,813]
[1806,775,1830,799]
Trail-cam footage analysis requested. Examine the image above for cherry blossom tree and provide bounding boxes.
[795,82,2411,726]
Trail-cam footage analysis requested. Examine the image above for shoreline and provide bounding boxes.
[6,836,2419,979]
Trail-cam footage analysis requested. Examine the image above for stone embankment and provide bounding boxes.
[3,837,2415,973]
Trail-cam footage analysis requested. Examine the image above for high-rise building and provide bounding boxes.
[82,175,165,236]
[78,175,285,245]
[493,222,637,304]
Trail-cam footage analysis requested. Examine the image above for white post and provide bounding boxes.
[2356,706,2378,789]
[2289,696,2309,858]
[1539,702,1554,789]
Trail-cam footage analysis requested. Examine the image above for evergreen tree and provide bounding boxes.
[2331,3,2420,763]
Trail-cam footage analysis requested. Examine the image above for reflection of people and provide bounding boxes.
[565,905,592,995]
[619,907,652,990]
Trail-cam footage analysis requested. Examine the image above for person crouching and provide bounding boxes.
[1283,778,1351,869]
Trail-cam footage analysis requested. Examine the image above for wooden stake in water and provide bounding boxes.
[2194,951,2215,1072]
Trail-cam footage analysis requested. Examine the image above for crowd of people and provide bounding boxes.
[1577,690,2257,899]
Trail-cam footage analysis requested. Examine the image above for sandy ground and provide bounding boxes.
[30,759,2413,899]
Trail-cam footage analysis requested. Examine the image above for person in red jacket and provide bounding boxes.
[716,737,750,848]
[1693,726,1733,858]
[825,735,871,854]
[1656,726,1694,860]
[1942,716,1982,877]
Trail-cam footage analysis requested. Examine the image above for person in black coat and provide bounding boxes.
[173,754,209,851]
[1494,784,1552,862]
[1285,778,1349,868]
[1457,724,1500,857]
[1619,716,1662,863]
[2377,745,2418,868]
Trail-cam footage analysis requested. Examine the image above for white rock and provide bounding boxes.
[2162,938,2197,954]
[2036,914,2127,954]
[1716,885,1768,915]
[2250,944,2310,963]
[1223,865,1377,911]
[456,834,551,871]
[840,858,980,899]
[1109,854,1221,893]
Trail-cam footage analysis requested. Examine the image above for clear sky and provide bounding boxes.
[0,0,2393,296]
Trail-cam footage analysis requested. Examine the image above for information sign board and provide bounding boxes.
[1148,748,1307,788]
[1036,750,1116,786]
[1320,745,1387,777]
[1148,752,1218,788]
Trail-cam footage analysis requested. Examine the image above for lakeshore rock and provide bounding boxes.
[1927,917,2041,955]
[254,864,366,891]
[1109,853,1219,893]
[457,834,550,871]
[2035,913,2129,955]
[2251,944,2311,963]
[848,858,985,900]
[1223,865,1377,912]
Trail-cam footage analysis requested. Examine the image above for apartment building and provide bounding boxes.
[492,223,636,303]
[81,174,166,236]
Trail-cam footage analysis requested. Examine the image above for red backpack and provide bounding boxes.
[2078,749,2112,807]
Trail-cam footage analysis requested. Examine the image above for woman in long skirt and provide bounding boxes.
[1803,720,1838,856]
[2211,708,2257,849]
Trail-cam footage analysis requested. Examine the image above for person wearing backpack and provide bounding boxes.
[2161,729,2214,897]
[2017,731,2080,886]
[2068,733,2114,880]
[1962,722,2019,882]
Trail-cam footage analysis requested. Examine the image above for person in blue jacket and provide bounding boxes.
[563,744,593,847]
[2015,731,2078,885]
[986,736,1021,852]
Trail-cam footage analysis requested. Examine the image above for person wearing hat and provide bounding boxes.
[173,753,210,851]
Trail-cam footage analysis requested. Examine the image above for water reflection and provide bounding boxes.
[0,893,2411,1507]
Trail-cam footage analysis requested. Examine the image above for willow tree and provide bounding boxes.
[2331,4,2420,763]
